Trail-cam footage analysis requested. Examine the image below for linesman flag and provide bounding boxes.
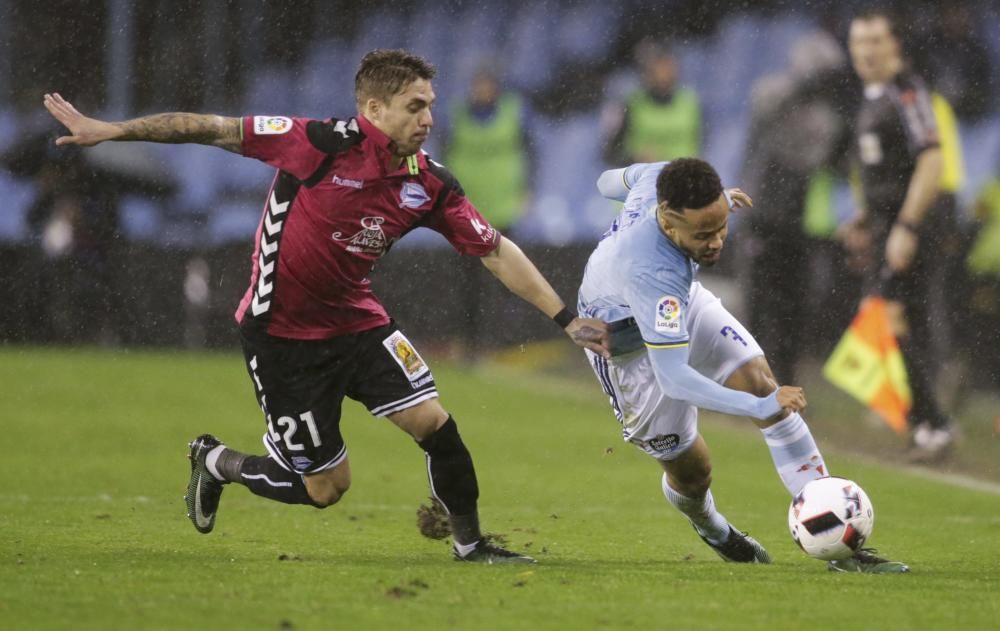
[823,296,911,433]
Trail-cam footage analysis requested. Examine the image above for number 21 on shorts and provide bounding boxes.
[267,411,322,451]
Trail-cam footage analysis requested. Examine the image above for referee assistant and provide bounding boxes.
[843,10,956,456]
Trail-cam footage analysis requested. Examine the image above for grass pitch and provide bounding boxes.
[1,347,998,630]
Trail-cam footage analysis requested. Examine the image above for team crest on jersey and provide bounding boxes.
[399,182,431,208]
[382,331,430,382]
[253,116,292,135]
[332,216,390,255]
[654,295,683,333]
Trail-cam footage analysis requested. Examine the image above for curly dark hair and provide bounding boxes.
[656,158,723,211]
[355,49,436,107]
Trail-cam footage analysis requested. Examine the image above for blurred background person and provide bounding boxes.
[601,39,701,166]
[442,66,535,360]
[842,8,958,459]
[738,30,856,385]
[4,130,122,345]
[962,175,1000,389]
[909,2,994,123]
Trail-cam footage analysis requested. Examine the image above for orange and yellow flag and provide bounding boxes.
[823,296,912,433]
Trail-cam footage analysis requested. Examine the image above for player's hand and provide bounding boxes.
[725,188,753,209]
[775,385,807,413]
[885,222,918,273]
[565,317,610,358]
[43,93,120,147]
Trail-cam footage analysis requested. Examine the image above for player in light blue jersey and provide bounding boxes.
[579,158,907,572]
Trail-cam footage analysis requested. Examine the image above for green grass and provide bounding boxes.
[1,347,998,630]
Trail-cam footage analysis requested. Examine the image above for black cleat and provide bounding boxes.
[698,526,772,563]
[184,434,226,534]
[454,541,536,565]
[828,548,909,574]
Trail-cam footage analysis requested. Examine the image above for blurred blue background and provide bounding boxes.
[1,0,997,247]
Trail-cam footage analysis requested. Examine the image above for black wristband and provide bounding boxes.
[553,307,576,329]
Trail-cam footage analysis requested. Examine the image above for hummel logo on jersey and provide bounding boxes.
[251,191,289,316]
[332,174,364,189]
[333,216,390,255]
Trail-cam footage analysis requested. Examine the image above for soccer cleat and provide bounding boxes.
[184,434,226,534]
[827,548,910,574]
[698,526,772,563]
[453,541,536,565]
[911,423,957,456]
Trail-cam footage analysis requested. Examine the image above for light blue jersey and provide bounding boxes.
[579,162,697,351]
[578,162,781,421]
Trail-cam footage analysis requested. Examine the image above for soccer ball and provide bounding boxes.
[788,477,874,560]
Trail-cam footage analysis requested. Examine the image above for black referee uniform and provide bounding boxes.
[854,69,951,432]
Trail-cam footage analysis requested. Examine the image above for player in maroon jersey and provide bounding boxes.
[44,49,608,564]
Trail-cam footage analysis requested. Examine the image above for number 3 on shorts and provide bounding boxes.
[267,411,322,451]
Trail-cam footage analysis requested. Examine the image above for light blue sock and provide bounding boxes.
[661,474,730,545]
[761,412,828,496]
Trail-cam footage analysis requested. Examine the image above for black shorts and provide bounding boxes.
[239,322,438,474]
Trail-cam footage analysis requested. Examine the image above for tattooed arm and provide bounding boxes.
[43,93,242,153]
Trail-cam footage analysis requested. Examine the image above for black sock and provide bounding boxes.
[448,513,481,546]
[214,448,247,483]
[417,417,481,544]
[238,455,317,506]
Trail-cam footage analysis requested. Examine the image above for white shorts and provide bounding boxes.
[586,282,764,461]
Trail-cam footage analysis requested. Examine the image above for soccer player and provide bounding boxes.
[43,49,608,565]
[578,158,908,572]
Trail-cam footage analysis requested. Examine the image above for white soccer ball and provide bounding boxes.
[788,476,875,561]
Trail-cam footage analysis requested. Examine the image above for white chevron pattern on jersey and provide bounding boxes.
[251,191,289,316]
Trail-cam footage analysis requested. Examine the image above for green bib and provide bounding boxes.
[968,179,1000,277]
[623,88,701,161]
[446,94,526,229]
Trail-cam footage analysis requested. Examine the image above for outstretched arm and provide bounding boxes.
[481,236,609,357]
[648,345,805,420]
[43,93,242,153]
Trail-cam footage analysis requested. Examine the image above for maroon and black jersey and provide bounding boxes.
[235,114,500,340]
[855,70,939,219]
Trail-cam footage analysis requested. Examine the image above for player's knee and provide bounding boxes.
[304,469,352,508]
[669,464,713,498]
[307,479,350,508]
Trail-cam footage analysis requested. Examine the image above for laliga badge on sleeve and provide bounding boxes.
[654,295,683,334]
[253,116,292,135]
